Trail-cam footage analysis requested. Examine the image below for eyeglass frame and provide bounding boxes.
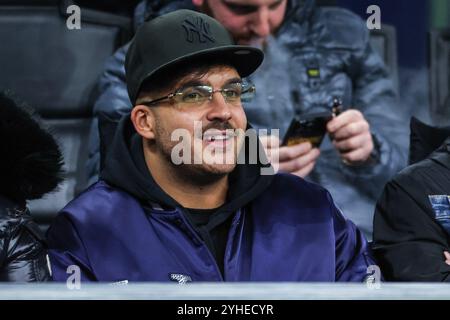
[138,81,256,107]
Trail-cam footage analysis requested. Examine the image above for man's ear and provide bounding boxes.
[131,105,156,140]
[192,0,204,8]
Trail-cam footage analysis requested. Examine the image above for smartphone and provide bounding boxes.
[282,112,333,148]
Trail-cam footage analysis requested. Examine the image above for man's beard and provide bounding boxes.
[152,121,239,186]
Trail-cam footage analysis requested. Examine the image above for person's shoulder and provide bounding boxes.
[390,157,442,188]
[271,172,325,189]
[0,197,44,258]
[264,173,332,206]
[313,6,368,48]
[0,196,23,235]
[253,173,339,226]
[56,180,139,222]
[381,155,450,205]
[318,6,366,29]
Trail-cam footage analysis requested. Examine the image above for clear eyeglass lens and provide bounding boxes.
[174,83,254,106]
[240,84,256,103]
[177,86,212,104]
[222,83,243,102]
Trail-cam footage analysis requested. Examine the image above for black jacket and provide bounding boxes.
[373,137,450,281]
[0,195,50,281]
[0,92,63,281]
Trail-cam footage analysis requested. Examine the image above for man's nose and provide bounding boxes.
[250,8,271,38]
[205,92,232,122]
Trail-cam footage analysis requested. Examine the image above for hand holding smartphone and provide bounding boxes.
[282,98,343,148]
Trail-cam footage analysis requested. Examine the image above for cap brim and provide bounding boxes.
[134,45,263,103]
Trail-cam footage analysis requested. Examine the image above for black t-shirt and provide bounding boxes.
[185,207,233,276]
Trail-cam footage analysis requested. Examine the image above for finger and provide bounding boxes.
[327,109,364,133]
[266,147,280,165]
[292,161,316,178]
[279,148,320,172]
[333,121,370,141]
[259,135,281,149]
[279,142,312,162]
[340,146,372,163]
[334,132,372,153]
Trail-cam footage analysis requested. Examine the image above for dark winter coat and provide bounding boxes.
[0,92,63,281]
[373,137,450,281]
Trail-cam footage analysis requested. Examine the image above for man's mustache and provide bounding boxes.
[188,122,236,140]
[201,122,234,134]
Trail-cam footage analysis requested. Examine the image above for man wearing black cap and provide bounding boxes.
[88,0,407,242]
[47,10,374,282]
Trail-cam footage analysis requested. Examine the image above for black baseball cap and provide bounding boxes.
[125,9,264,105]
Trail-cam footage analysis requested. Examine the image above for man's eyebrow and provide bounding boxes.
[176,77,242,88]
[222,0,282,7]
[221,0,258,12]
[269,0,283,8]
[224,77,242,85]
[177,79,204,88]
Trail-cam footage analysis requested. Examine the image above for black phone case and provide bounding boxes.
[282,112,332,147]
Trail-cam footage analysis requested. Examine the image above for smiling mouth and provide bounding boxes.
[202,130,235,143]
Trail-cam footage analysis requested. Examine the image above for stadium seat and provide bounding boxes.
[0,1,132,230]
[429,28,450,126]
[369,24,399,92]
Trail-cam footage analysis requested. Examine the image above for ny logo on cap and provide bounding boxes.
[182,16,215,43]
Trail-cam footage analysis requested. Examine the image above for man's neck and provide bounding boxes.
[144,147,228,209]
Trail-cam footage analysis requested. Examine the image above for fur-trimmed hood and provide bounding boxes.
[0,91,64,203]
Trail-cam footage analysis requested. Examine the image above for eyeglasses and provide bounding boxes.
[139,82,256,108]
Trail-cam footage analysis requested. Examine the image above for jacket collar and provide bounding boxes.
[430,136,450,170]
